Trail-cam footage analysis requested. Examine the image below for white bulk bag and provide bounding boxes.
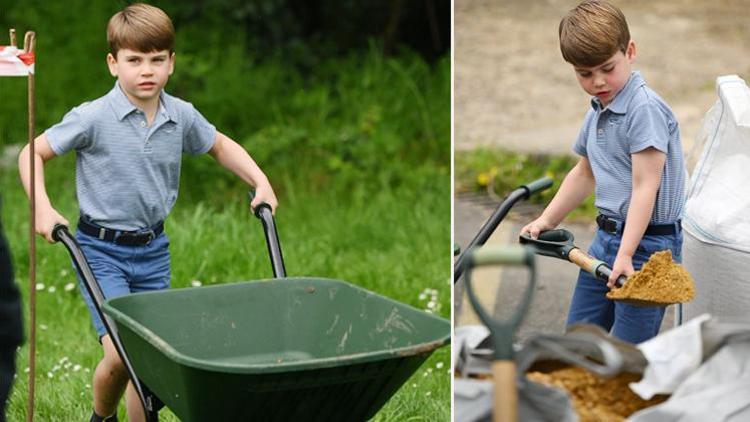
[683,75,750,322]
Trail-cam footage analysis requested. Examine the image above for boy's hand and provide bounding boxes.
[251,183,278,215]
[520,217,556,239]
[36,207,69,243]
[609,253,634,288]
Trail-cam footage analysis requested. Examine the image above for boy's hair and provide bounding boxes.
[107,3,174,57]
[559,0,630,67]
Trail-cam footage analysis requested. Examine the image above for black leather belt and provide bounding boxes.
[596,214,680,236]
[78,218,163,246]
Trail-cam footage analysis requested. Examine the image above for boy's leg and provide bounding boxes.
[566,231,616,330]
[611,303,666,343]
[74,233,133,418]
[610,231,683,343]
[125,381,145,422]
[130,232,170,295]
[93,337,144,422]
[93,335,128,418]
[123,232,169,421]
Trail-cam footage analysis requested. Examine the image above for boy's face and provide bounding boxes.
[573,40,636,107]
[107,49,174,108]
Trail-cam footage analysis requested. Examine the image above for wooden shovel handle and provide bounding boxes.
[492,360,518,422]
[568,248,598,274]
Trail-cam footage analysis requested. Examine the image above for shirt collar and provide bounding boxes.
[590,71,645,114]
[108,81,175,122]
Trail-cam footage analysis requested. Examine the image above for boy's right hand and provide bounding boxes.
[35,207,69,243]
[520,217,556,239]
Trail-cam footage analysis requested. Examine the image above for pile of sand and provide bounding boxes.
[606,250,695,304]
[527,366,668,421]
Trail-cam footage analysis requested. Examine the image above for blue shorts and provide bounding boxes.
[74,230,171,338]
[566,228,683,344]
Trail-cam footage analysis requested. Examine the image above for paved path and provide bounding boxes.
[454,194,675,343]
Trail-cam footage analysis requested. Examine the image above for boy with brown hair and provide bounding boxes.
[18,3,277,421]
[521,0,685,344]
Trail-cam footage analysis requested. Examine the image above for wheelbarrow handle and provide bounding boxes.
[248,192,286,278]
[51,224,161,421]
[454,176,553,283]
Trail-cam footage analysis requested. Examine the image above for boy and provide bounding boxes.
[521,0,685,344]
[18,4,277,421]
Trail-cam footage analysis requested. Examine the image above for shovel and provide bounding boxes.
[464,245,536,422]
[519,229,675,307]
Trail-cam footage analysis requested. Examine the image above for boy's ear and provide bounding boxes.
[626,40,637,62]
[168,52,175,75]
[106,53,118,77]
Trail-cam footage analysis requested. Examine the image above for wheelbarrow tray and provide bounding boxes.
[102,277,450,421]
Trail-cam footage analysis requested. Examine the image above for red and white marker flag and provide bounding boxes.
[0,45,35,76]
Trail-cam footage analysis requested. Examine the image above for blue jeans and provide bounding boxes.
[566,228,683,344]
[74,231,171,338]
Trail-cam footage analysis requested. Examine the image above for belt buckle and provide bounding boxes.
[598,215,618,234]
[115,229,154,246]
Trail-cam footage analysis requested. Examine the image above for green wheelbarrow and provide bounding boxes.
[52,198,450,421]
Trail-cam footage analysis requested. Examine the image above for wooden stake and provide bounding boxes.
[24,30,37,422]
[9,28,16,47]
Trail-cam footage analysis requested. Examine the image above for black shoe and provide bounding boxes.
[90,411,118,422]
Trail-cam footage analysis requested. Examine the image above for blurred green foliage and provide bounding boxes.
[0,0,449,200]
[455,148,597,218]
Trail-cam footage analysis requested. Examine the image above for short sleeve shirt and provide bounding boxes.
[573,71,685,223]
[46,82,216,230]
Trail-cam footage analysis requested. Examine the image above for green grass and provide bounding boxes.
[455,148,597,220]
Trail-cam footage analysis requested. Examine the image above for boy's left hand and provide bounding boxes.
[251,183,278,215]
[609,254,634,288]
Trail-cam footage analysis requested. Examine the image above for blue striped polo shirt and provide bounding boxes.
[573,71,685,224]
[46,82,216,230]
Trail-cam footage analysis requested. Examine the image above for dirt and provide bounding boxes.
[527,366,669,421]
[455,0,750,156]
[607,250,695,304]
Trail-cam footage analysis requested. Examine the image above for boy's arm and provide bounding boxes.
[520,156,595,238]
[608,147,666,287]
[17,133,69,243]
[207,131,278,213]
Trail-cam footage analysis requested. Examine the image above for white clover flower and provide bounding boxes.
[59,269,69,277]
[73,364,81,372]
[426,391,432,396]
[47,372,53,378]
[47,286,56,293]
[40,324,48,331]
[190,280,202,287]
[436,362,444,369]
[64,283,75,292]
[35,283,45,291]
[418,293,427,301]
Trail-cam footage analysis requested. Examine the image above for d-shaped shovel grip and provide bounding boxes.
[464,246,536,422]
[520,229,627,287]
